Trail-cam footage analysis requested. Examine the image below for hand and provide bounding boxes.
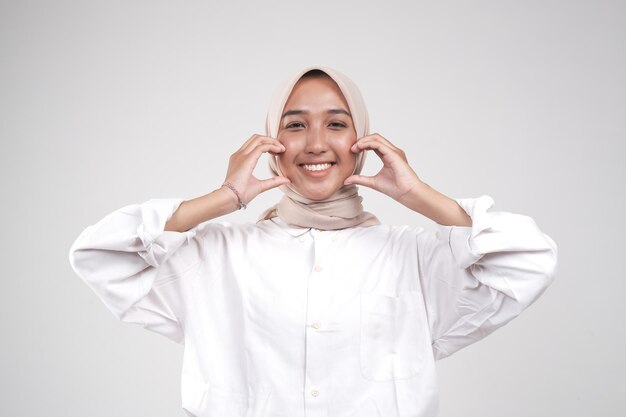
[344,133,423,207]
[223,134,290,206]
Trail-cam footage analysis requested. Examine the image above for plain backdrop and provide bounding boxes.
[1,0,624,416]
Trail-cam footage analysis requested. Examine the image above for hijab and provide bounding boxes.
[258,66,380,230]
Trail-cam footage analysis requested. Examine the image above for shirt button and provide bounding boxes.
[314,264,322,272]
[310,389,320,397]
[311,321,321,329]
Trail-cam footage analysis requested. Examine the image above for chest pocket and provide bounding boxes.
[359,290,428,381]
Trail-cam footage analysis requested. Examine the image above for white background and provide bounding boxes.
[1,0,624,416]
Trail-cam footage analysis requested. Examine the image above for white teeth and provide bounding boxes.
[302,163,332,171]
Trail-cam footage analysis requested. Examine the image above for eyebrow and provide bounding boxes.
[281,109,351,118]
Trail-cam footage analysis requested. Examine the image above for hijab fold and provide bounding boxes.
[258,66,380,230]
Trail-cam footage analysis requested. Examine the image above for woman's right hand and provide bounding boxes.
[223,134,291,207]
[165,135,289,232]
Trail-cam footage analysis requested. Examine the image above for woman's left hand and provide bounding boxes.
[344,133,423,207]
[345,133,472,227]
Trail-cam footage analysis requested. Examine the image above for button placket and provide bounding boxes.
[303,229,334,416]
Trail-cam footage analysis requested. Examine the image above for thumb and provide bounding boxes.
[258,176,291,193]
[344,174,376,189]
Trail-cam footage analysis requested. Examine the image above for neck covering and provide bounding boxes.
[258,66,380,230]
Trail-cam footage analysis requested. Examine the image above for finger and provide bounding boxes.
[258,175,291,193]
[351,139,394,157]
[344,174,377,189]
[244,136,282,154]
[248,140,285,155]
[250,143,286,161]
[358,133,400,152]
[354,138,408,163]
[237,134,263,152]
[228,144,283,179]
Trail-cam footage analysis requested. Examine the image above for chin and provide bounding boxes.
[294,185,340,201]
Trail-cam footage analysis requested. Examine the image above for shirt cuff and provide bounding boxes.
[444,195,554,270]
[135,198,194,267]
[448,226,480,270]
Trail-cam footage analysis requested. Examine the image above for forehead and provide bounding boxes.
[283,76,350,110]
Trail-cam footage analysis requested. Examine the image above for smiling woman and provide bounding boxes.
[258,68,380,230]
[68,66,558,417]
[276,72,357,201]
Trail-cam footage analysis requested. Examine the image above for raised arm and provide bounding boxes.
[416,195,558,359]
[69,134,289,341]
[344,133,471,226]
[345,133,558,358]
[165,134,290,232]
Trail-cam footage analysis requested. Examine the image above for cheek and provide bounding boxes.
[333,134,358,155]
[276,147,297,175]
[277,132,302,151]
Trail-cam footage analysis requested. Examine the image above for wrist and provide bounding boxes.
[398,179,429,211]
[213,186,241,213]
[221,181,247,210]
[402,182,472,227]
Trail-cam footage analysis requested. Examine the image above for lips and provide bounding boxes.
[301,162,334,171]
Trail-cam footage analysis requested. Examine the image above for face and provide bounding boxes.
[277,75,357,201]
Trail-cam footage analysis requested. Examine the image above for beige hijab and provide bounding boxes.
[258,66,380,230]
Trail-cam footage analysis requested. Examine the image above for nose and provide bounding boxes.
[304,124,328,154]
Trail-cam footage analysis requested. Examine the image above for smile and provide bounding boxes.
[300,163,334,172]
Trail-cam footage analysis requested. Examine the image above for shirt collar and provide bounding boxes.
[267,217,312,237]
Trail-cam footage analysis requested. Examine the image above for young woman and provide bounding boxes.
[69,66,558,417]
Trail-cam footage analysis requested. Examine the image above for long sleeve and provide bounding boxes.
[68,198,202,343]
[416,195,558,360]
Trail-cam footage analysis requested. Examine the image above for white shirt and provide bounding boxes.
[68,195,558,417]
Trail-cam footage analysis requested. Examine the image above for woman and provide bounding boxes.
[69,66,558,417]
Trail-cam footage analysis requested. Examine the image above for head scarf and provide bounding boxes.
[258,66,380,230]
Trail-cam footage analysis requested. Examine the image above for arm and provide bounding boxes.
[165,134,290,232]
[163,187,237,232]
[68,198,197,343]
[417,195,558,359]
[344,133,471,227]
[400,180,471,227]
[69,134,289,340]
[345,134,558,358]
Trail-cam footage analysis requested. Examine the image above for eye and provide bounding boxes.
[286,122,305,129]
[328,121,347,129]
